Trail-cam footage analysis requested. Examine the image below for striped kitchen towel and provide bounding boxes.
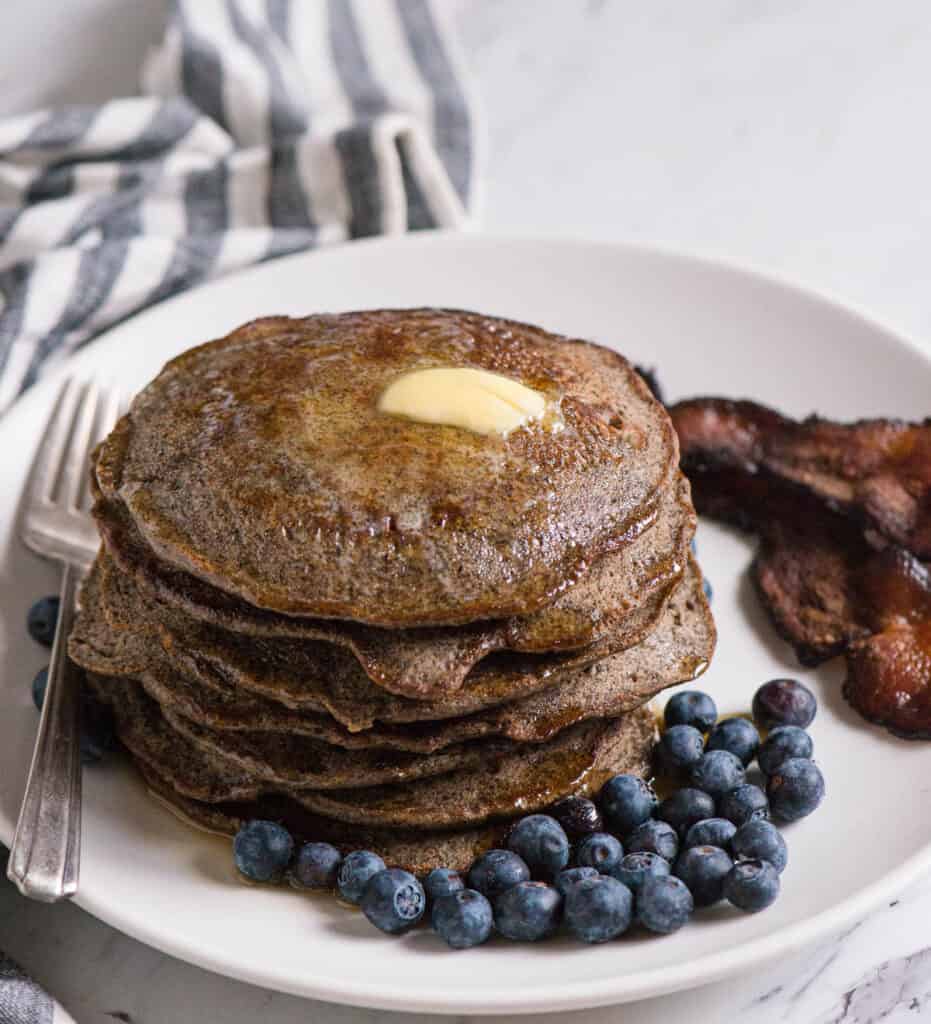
[0,956,75,1024]
[0,0,477,416]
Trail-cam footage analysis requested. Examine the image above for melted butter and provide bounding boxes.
[377,367,547,436]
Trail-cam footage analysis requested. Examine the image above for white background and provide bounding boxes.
[2,2,931,1021]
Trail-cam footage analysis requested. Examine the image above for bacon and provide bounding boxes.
[671,398,931,739]
[671,398,931,558]
[844,549,931,738]
[686,465,873,666]
[753,502,873,667]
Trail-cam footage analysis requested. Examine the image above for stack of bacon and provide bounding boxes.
[669,397,931,740]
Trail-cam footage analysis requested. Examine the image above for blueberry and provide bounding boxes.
[766,758,825,822]
[702,577,714,604]
[684,817,737,851]
[657,788,715,838]
[706,718,760,766]
[690,750,746,799]
[555,866,600,897]
[233,820,294,883]
[32,672,115,764]
[719,784,769,827]
[656,724,705,772]
[337,850,386,904]
[494,881,562,941]
[507,814,569,877]
[724,859,780,912]
[78,737,105,766]
[576,832,624,874]
[291,842,341,889]
[564,875,634,943]
[78,693,115,764]
[674,845,733,907]
[362,868,426,934]
[424,867,465,903]
[599,774,657,834]
[31,667,48,711]
[664,691,717,732]
[731,820,788,874]
[27,596,59,647]
[752,679,817,730]
[431,889,493,949]
[612,851,670,895]
[549,796,603,838]
[637,875,694,934]
[467,849,530,900]
[625,819,679,861]
[758,726,814,776]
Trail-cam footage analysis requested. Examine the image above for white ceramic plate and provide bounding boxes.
[2,234,930,1015]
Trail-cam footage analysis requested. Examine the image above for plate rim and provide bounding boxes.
[74,841,931,1014]
[2,230,930,1014]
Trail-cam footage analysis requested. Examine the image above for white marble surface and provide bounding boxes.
[4,1,931,1021]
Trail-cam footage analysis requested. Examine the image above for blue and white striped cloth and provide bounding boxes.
[0,958,72,1024]
[0,2,475,1020]
[0,0,476,416]
[0,846,74,1023]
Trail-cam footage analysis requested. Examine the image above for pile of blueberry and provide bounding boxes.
[233,678,824,948]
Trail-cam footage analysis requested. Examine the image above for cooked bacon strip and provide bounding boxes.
[686,466,873,665]
[754,506,873,667]
[844,548,931,739]
[680,463,770,532]
[671,398,931,558]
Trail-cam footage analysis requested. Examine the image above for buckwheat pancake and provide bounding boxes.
[74,554,709,732]
[93,309,677,626]
[89,674,527,790]
[161,707,522,790]
[72,561,713,751]
[139,762,505,875]
[93,675,656,830]
[69,573,150,678]
[153,573,687,721]
[93,471,692,696]
[94,475,692,700]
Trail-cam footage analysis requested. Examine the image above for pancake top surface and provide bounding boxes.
[94,309,676,626]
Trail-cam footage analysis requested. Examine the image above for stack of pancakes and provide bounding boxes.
[69,309,715,873]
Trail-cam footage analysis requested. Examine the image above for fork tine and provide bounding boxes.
[25,378,82,507]
[61,381,99,510]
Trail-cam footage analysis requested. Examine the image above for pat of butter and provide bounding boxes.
[378,367,546,436]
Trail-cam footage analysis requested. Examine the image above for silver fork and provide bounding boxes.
[8,378,121,902]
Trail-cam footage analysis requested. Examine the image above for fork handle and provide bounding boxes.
[7,563,82,901]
